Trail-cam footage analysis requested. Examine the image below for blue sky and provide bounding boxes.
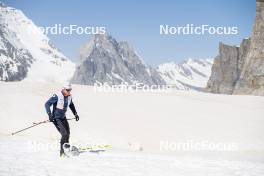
[3,0,255,66]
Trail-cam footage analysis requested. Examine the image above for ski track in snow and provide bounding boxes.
[0,137,264,176]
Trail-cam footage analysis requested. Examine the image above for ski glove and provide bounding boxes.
[75,114,79,121]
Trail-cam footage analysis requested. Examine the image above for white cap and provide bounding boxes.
[63,81,72,90]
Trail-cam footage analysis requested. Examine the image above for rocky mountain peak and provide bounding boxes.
[72,33,165,85]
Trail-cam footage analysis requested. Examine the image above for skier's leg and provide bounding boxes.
[56,119,69,155]
[53,120,60,132]
[62,118,70,143]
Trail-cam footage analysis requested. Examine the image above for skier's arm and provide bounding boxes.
[69,100,79,121]
[45,94,58,116]
[69,100,77,115]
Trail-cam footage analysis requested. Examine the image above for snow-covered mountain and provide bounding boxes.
[71,33,165,85]
[0,3,75,82]
[157,59,213,90]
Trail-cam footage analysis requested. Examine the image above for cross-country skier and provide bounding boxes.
[45,82,80,157]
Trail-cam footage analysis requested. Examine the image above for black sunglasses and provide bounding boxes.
[66,89,72,92]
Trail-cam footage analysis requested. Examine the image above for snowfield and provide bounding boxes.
[0,81,264,175]
[1,137,264,176]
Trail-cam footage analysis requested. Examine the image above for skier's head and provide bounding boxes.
[62,82,72,96]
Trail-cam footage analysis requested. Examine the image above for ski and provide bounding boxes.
[79,144,112,152]
[63,143,112,157]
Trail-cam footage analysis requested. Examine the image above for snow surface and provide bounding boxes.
[0,81,264,175]
[1,137,264,176]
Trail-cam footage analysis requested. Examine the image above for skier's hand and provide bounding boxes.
[75,114,79,121]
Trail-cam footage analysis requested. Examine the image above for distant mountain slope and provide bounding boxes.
[0,2,75,82]
[157,59,213,90]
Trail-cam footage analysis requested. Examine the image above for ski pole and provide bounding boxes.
[11,118,76,135]
[11,120,50,136]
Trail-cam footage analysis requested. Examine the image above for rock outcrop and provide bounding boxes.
[207,0,264,95]
[233,0,264,95]
[207,39,250,94]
